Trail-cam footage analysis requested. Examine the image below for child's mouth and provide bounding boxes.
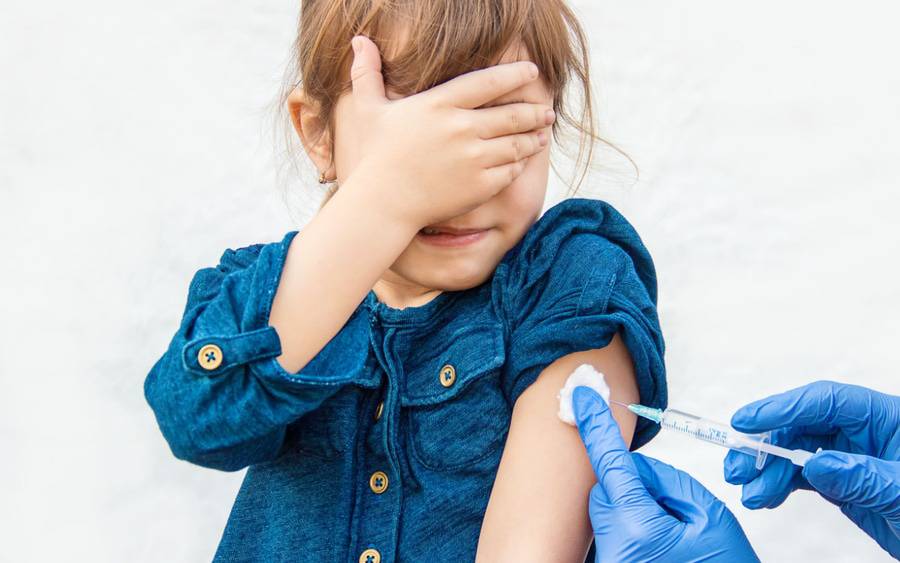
[416,227,491,247]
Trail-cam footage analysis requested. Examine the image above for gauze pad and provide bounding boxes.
[557,363,611,425]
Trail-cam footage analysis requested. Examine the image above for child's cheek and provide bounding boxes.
[493,164,549,233]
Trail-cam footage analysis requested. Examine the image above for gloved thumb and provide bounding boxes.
[572,386,652,508]
[632,453,729,526]
[349,35,387,103]
[804,451,900,516]
[633,453,760,561]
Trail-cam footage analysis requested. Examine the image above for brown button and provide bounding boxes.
[439,364,456,387]
[369,471,389,494]
[374,401,384,421]
[359,548,381,563]
[197,344,223,370]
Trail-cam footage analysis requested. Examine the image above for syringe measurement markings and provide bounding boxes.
[623,403,815,467]
[662,419,730,446]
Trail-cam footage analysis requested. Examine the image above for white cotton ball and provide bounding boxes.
[557,363,611,426]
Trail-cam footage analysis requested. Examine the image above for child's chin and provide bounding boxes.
[415,260,498,292]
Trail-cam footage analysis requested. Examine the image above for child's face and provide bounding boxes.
[293,39,554,303]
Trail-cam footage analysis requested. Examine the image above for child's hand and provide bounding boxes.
[346,34,555,230]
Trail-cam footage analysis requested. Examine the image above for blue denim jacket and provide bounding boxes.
[144,197,667,562]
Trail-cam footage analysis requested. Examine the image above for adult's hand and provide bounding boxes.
[724,380,900,557]
[572,387,759,562]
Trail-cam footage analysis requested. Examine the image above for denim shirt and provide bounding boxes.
[144,197,667,562]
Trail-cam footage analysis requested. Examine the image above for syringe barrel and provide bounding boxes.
[660,409,771,469]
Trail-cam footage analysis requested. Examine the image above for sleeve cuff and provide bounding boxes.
[182,326,282,376]
[248,307,380,389]
[182,228,379,390]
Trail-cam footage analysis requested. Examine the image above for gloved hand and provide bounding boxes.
[724,380,900,557]
[572,386,759,562]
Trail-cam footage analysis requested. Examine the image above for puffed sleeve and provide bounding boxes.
[143,230,375,471]
[496,198,667,450]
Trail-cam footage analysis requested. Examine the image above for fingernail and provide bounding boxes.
[572,386,593,414]
[537,130,547,145]
[573,386,605,416]
[351,36,361,54]
[544,109,555,124]
[730,404,757,426]
[810,450,847,469]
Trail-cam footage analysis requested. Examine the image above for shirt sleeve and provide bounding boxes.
[143,230,374,471]
[498,198,667,450]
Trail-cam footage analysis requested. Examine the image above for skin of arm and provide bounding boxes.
[476,332,640,562]
[268,160,420,374]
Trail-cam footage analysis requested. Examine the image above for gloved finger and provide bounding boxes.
[724,426,802,485]
[632,453,725,525]
[839,503,900,557]
[739,456,799,509]
[723,448,760,485]
[804,451,900,517]
[586,482,624,536]
[589,479,610,505]
[572,386,653,508]
[730,380,873,434]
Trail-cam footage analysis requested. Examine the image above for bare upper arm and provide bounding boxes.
[475,333,640,563]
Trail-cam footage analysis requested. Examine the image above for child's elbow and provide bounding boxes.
[168,440,253,472]
[154,416,276,473]
[143,359,253,472]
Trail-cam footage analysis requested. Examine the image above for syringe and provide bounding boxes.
[613,401,817,468]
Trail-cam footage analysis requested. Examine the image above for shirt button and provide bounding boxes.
[359,548,380,563]
[439,364,456,387]
[197,344,223,370]
[374,401,384,421]
[369,471,389,494]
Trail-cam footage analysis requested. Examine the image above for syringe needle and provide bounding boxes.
[609,399,630,408]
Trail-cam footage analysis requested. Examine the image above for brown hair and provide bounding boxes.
[266,0,637,212]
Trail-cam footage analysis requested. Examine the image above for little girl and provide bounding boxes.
[144,1,667,561]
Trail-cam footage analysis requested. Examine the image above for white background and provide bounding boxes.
[1,1,897,561]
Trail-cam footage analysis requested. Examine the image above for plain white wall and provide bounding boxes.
[2,1,898,561]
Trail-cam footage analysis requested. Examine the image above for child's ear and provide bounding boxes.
[287,87,336,179]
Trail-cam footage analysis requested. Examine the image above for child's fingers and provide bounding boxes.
[479,159,528,195]
[472,102,556,140]
[429,60,540,110]
[476,130,546,169]
[349,35,387,103]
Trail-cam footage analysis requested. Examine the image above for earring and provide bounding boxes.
[318,170,328,184]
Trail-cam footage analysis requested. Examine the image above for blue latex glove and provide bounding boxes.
[572,386,759,562]
[724,380,900,557]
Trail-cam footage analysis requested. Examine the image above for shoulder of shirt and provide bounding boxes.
[213,230,300,273]
[498,197,647,274]
[495,197,657,307]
